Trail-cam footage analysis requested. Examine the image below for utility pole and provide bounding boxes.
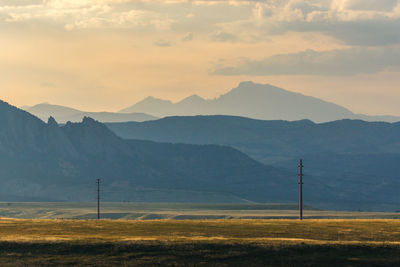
[299,159,303,220]
[97,178,101,220]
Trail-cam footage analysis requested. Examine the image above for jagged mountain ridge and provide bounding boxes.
[119,81,400,123]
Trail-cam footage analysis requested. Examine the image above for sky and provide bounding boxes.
[1,0,400,115]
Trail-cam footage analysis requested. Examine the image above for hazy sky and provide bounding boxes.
[1,0,400,115]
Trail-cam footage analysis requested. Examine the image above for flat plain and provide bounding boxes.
[1,202,399,220]
[0,203,399,266]
[0,218,399,266]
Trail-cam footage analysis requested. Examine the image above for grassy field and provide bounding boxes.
[0,218,399,266]
[1,202,399,220]
[1,203,399,266]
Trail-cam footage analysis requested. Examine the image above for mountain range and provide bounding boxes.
[3,81,400,210]
[107,116,400,163]
[23,82,400,124]
[22,103,157,123]
[106,116,400,211]
[119,81,400,123]
[0,99,301,204]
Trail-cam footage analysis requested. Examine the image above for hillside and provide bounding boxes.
[0,100,301,204]
[23,103,157,123]
[119,81,400,123]
[106,115,400,211]
[106,116,400,159]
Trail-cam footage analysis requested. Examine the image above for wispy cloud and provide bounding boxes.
[154,39,172,47]
[252,0,400,46]
[181,32,193,41]
[210,30,237,42]
[1,0,400,47]
[212,47,400,76]
[0,0,174,31]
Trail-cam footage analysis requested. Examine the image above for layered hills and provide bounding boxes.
[106,116,400,210]
[106,116,400,162]
[3,96,400,210]
[0,100,299,204]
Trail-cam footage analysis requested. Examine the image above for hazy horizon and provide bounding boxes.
[14,80,400,118]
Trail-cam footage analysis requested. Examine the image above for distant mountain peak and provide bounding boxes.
[118,81,357,121]
[141,96,172,104]
[238,80,257,86]
[26,103,83,119]
[237,81,275,88]
[233,81,283,93]
[119,96,173,114]
[186,94,202,99]
[179,94,205,104]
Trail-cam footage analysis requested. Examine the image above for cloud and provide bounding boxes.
[2,0,400,46]
[154,39,172,47]
[0,0,174,31]
[0,11,10,21]
[212,47,400,76]
[0,0,43,6]
[332,0,398,11]
[210,30,237,42]
[272,19,400,46]
[181,32,193,41]
[254,0,400,46]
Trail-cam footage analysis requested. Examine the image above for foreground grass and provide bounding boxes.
[0,218,399,266]
[1,241,399,266]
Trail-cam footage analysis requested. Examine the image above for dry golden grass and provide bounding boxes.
[0,218,399,244]
[0,218,399,266]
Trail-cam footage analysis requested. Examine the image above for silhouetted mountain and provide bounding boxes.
[119,81,400,123]
[107,116,400,158]
[1,100,306,204]
[121,97,174,117]
[106,115,400,210]
[23,103,157,123]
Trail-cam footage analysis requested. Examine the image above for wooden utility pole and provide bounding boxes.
[97,178,101,219]
[299,159,303,220]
